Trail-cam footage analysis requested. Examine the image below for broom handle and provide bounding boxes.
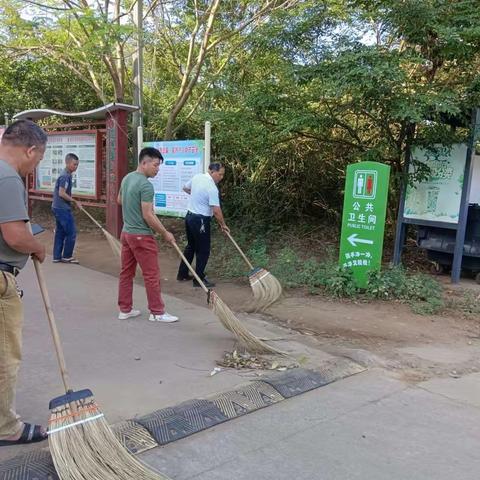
[33,259,72,393]
[171,242,209,294]
[225,232,254,270]
[78,205,105,231]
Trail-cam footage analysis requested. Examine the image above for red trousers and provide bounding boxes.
[118,233,165,315]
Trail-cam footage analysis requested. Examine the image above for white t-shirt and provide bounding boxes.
[185,173,220,217]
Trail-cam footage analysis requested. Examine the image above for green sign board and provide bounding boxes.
[404,144,467,224]
[339,161,390,287]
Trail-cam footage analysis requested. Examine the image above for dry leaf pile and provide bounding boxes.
[217,350,293,371]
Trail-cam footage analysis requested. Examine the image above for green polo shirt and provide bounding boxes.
[119,172,154,235]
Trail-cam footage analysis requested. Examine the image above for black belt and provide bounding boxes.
[186,211,211,219]
[0,263,19,276]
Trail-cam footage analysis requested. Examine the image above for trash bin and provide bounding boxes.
[417,203,480,282]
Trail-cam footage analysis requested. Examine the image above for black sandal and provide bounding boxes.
[0,423,47,446]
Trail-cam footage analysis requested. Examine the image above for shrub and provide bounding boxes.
[211,230,446,315]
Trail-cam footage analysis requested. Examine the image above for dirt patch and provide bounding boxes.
[34,208,480,384]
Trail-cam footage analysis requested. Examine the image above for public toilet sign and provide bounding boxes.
[339,161,390,287]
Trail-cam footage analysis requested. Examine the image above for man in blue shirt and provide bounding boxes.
[52,153,81,263]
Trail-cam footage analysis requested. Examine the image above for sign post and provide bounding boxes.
[339,161,390,287]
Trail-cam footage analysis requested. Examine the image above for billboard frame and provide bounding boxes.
[393,108,480,283]
[30,129,104,202]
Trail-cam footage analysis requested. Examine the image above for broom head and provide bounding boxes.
[48,389,171,479]
[209,290,284,355]
[247,267,282,311]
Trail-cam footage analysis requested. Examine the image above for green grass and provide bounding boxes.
[210,229,448,315]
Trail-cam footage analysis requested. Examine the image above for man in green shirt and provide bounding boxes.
[117,147,179,322]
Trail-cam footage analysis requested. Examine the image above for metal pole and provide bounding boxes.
[137,125,143,153]
[393,124,414,265]
[393,154,410,265]
[133,0,144,159]
[204,121,211,173]
[451,108,480,283]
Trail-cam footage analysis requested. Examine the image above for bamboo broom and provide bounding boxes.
[171,243,283,355]
[78,205,122,257]
[33,259,171,480]
[226,232,282,311]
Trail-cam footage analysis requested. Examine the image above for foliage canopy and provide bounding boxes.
[2,0,480,225]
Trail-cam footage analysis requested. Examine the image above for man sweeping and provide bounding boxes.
[117,147,179,323]
[177,162,230,288]
[0,120,48,446]
[52,153,81,264]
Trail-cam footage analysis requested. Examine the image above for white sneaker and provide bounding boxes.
[118,309,141,320]
[149,312,179,323]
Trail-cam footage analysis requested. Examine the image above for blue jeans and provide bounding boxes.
[52,208,77,260]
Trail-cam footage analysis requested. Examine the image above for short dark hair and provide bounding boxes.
[1,120,47,148]
[208,162,224,172]
[139,147,163,164]
[65,153,79,163]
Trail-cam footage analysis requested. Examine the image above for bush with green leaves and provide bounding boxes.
[323,266,359,298]
[267,247,360,296]
[270,247,305,288]
[211,233,271,278]
[366,266,444,314]
[366,267,409,299]
[212,232,445,315]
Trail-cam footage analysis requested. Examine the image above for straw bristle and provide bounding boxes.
[103,229,122,258]
[210,291,283,355]
[48,396,171,479]
[248,269,282,311]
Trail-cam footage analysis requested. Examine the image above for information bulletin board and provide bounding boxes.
[34,131,100,198]
[404,144,467,224]
[143,139,205,217]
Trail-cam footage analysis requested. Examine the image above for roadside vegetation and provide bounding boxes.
[210,226,480,318]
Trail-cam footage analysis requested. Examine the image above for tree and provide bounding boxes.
[146,0,299,138]
[0,0,137,102]
[3,0,480,226]
[0,0,300,138]
[194,0,480,222]
[0,52,99,115]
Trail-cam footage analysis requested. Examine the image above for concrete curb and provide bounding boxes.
[0,359,365,479]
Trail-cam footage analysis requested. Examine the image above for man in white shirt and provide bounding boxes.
[177,162,230,287]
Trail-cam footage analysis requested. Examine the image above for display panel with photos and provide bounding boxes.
[35,132,98,197]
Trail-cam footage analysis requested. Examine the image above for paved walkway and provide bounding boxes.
[1,258,479,480]
[0,257,331,463]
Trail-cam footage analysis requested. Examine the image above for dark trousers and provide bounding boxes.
[52,208,77,260]
[178,212,211,280]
